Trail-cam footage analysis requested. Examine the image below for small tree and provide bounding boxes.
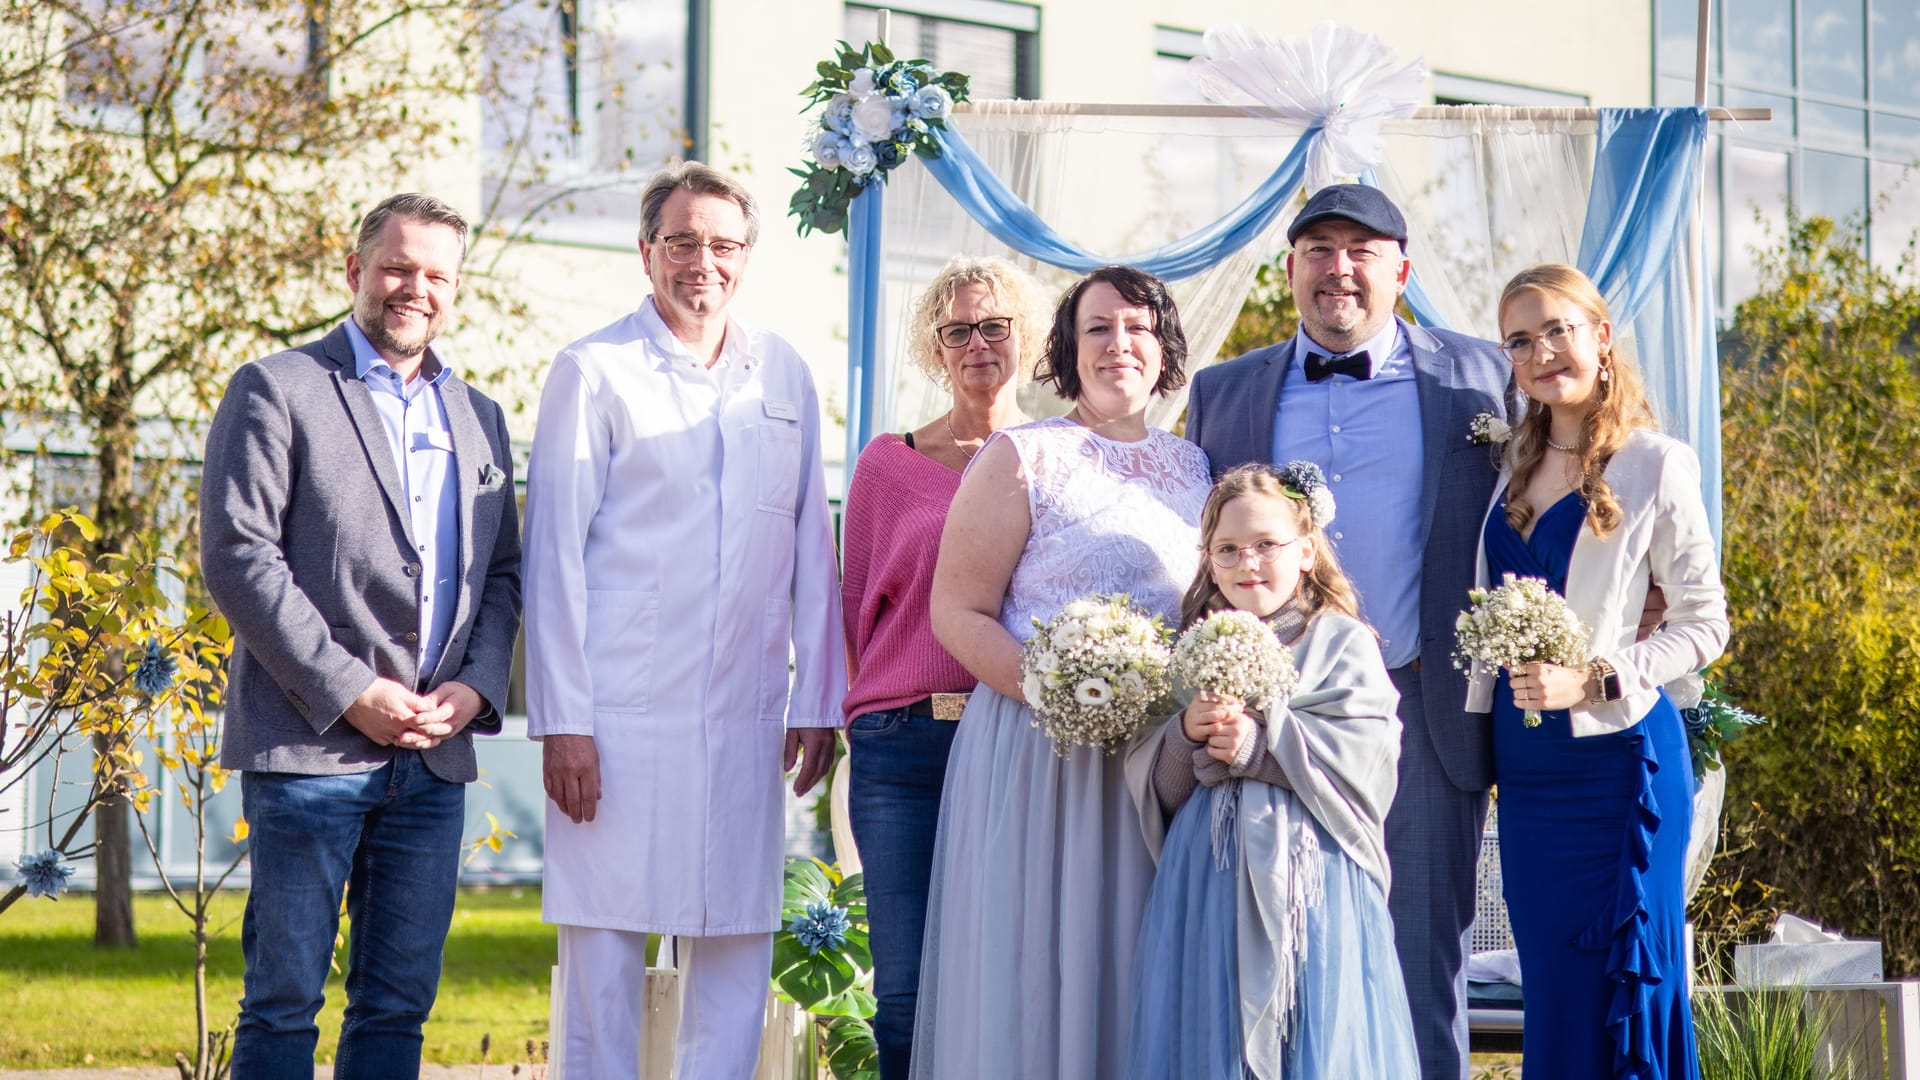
[0,510,214,915]
[1707,213,1920,972]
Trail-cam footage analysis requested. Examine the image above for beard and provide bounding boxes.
[354,290,441,359]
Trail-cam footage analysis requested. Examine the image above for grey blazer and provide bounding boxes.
[200,325,522,783]
[1185,317,1511,791]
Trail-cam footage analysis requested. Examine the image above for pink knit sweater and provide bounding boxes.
[840,433,978,721]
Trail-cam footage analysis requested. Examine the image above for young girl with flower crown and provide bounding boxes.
[1123,462,1419,1080]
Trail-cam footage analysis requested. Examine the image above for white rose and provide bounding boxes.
[1120,671,1146,696]
[1052,622,1086,649]
[1022,671,1046,706]
[848,68,876,98]
[851,94,900,143]
[1034,649,1060,674]
[1074,678,1112,706]
[842,141,879,176]
[1062,601,1097,619]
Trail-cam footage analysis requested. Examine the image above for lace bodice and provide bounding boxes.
[991,417,1212,640]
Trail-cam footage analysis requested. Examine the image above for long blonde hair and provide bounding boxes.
[1498,264,1659,540]
[1179,465,1364,631]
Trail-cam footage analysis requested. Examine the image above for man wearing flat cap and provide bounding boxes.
[1186,183,1510,1079]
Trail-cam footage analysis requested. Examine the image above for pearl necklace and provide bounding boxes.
[1545,435,1579,453]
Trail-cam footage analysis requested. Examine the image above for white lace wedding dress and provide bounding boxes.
[910,416,1211,1080]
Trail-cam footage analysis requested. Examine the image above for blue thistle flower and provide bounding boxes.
[14,849,75,899]
[786,901,851,955]
[133,637,177,696]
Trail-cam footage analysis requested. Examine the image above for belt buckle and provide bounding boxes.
[929,693,969,721]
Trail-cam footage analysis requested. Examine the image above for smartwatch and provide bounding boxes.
[1586,657,1622,704]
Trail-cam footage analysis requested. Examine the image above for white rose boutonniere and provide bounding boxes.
[1469,411,1512,447]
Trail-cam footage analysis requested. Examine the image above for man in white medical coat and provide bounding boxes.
[523,161,845,1076]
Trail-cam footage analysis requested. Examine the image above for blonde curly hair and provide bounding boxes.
[907,256,1048,388]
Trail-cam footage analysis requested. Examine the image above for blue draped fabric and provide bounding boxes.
[920,123,1319,281]
[851,107,1719,536]
[846,184,886,467]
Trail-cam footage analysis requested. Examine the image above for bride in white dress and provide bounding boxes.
[915,266,1213,1079]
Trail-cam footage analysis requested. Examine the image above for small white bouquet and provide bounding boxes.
[1021,593,1173,756]
[1453,572,1591,727]
[1172,609,1299,710]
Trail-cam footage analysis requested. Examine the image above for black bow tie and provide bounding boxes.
[1303,350,1372,382]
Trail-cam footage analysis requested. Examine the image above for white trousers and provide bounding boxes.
[556,925,772,1079]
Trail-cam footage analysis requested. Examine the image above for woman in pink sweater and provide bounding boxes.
[841,255,1045,1080]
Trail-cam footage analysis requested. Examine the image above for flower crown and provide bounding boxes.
[1277,460,1336,528]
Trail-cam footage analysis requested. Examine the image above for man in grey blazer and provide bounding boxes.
[200,193,521,1075]
[1186,184,1508,1079]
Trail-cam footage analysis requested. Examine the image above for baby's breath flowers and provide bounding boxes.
[1453,572,1590,727]
[1172,609,1299,708]
[1021,594,1173,756]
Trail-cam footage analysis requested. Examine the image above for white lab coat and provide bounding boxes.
[524,297,845,935]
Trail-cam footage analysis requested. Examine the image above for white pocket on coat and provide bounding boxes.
[759,593,794,720]
[585,588,659,712]
[755,422,802,516]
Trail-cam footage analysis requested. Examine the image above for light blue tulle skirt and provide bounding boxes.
[1125,783,1419,1080]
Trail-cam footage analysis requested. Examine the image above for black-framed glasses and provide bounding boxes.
[1204,536,1307,570]
[654,234,750,264]
[1499,322,1587,364]
[935,318,1013,348]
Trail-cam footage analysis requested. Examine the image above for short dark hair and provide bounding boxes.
[355,193,469,264]
[1037,265,1189,400]
[639,161,761,246]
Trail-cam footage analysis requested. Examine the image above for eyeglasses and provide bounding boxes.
[1499,322,1587,364]
[653,234,750,264]
[935,318,1013,348]
[1204,536,1307,570]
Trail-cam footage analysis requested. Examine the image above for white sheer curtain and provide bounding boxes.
[876,103,1308,437]
[875,103,1714,460]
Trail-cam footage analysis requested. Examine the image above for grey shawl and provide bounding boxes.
[1126,610,1403,1080]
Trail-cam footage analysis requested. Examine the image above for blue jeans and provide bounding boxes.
[231,751,464,1078]
[845,708,960,1080]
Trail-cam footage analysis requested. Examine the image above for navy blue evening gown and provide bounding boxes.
[1485,492,1700,1080]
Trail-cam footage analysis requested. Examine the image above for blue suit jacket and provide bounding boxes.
[1186,317,1511,791]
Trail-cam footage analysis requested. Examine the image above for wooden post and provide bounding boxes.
[1694,0,1713,106]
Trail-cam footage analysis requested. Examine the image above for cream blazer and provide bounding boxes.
[1465,428,1729,737]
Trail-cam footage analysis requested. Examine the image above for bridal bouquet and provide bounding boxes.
[1172,609,1299,709]
[1453,573,1590,727]
[1021,594,1173,756]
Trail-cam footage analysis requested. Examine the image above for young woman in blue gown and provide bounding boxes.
[1466,265,1729,1079]
[1124,462,1418,1079]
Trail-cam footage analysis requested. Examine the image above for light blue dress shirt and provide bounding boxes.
[343,319,460,682]
[1272,320,1424,669]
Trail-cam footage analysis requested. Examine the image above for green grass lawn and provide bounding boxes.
[0,887,554,1067]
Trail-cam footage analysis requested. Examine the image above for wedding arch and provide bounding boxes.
[830,23,1763,539]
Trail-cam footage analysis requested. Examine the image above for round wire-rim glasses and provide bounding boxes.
[1499,322,1588,364]
[1204,535,1308,570]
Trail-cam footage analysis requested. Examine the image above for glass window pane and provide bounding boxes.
[1725,89,1795,141]
[1723,143,1790,304]
[1875,112,1920,159]
[929,20,1023,100]
[1872,0,1920,108]
[1802,0,1865,98]
[1801,150,1868,229]
[1869,159,1920,271]
[1803,102,1867,147]
[1658,0,1705,75]
[1658,76,1702,107]
[1724,0,1793,87]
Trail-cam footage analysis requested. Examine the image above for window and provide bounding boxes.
[1656,0,1920,297]
[481,0,692,247]
[843,1,1039,100]
[1152,26,1207,104]
[1432,73,1590,108]
[63,0,319,131]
